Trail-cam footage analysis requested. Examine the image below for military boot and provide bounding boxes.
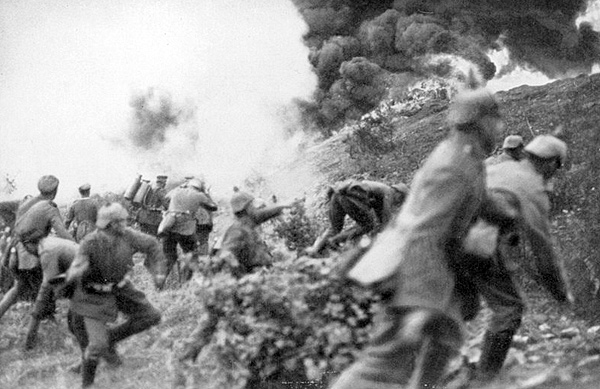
[81,358,98,388]
[476,329,515,381]
[407,337,455,389]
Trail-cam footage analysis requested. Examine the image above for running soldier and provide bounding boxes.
[464,134,573,382]
[65,202,167,388]
[0,175,74,321]
[331,87,507,389]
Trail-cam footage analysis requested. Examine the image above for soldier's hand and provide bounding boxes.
[154,274,167,290]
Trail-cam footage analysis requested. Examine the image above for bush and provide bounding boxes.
[185,256,382,388]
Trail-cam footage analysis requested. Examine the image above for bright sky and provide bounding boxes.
[0,0,316,203]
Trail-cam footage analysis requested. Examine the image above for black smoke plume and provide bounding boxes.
[292,0,600,132]
[128,87,183,150]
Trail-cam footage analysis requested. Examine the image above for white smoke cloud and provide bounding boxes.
[0,0,316,203]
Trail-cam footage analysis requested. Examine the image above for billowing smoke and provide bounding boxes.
[128,87,192,150]
[292,0,600,130]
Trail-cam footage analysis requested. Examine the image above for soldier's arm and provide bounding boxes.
[66,251,90,284]
[479,188,520,229]
[198,193,218,212]
[128,229,168,287]
[523,210,572,303]
[49,205,75,241]
[64,204,75,229]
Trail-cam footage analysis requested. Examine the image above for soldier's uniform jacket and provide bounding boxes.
[330,180,402,227]
[137,187,168,227]
[66,227,165,322]
[218,206,286,277]
[485,159,569,301]
[65,197,100,241]
[0,200,20,230]
[349,132,488,319]
[162,186,218,235]
[13,196,73,270]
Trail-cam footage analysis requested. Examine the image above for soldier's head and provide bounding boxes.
[78,183,91,197]
[524,135,567,180]
[37,175,59,199]
[156,175,167,188]
[230,191,255,216]
[188,178,205,192]
[447,88,505,154]
[502,135,524,159]
[96,202,129,232]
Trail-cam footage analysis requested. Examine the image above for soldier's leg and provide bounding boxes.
[179,304,219,361]
[82,317,110,388]
[472,259,524,380]
[178,234,198,282]
[160,234,179,280]
[109,282,161,347]
[67,309,88,373]
[329,307,462,389]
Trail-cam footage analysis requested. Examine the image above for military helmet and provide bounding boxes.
[230,191,254,213]
[156,175,168,183]
[96,202,129,229]
[447,89,500,127]
[502,135,524,149]
[78,183,91,192]
[524,135,567,167]
[188,178,205,191]
[37,175,59,194]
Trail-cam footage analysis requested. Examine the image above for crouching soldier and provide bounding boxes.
[64,202,167,388]
[23,237,79,350]
[177,190,299,363]
[304,180,408,257]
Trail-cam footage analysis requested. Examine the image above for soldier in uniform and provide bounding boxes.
[177,190,299,363]
[23,236,79,349]
[331,88,507,389]
[65,183,100,242]
[463,134,572,382]
[304,180,408,257]
[65,202,167,388]
[485,134,524,166]
[0,175,74,321]
[136,175,169,236]
[158,178,218,282]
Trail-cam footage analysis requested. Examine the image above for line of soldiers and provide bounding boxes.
[0,85,574,388]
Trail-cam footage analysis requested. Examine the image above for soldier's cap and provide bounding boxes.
[524,135,567,166]
[78,183,91,192]
[391,183,409,194]
[184,175,195,180]
[96,202,129,229]
[502,135,524,149]
[38,175,59,194]
[447,89,500,127]
[156,175,168,181]
[231,191,254,213]
[188,178,205,191]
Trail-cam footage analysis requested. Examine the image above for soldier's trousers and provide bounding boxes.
[329,306,462,389]
[68,283,162,360]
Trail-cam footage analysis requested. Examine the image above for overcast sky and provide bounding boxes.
[0,0,316,203]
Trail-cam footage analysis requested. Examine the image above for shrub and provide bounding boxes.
[185,256,382,388]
